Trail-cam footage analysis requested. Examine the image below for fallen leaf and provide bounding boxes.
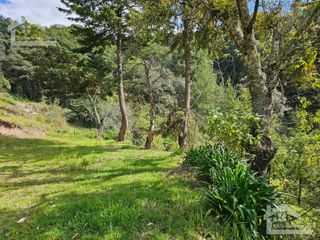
[17,217,26,224]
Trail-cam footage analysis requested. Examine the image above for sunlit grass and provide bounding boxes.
[0,133,213,239]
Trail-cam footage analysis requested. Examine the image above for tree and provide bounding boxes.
[74,45,117,138]
[140,0,204,148]
[0,19,87,101]
[0,18,36,98]
[69,94,121,139]
[127,43,180,149]
[203,0,320,176]
[60,0,136,141]
[178,0,192,149]
[192,49,221,114]
[273,98,320,206]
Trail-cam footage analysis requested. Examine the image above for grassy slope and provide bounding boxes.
[0,93,70,137]
[0,132,210,240]
[0,94,214,239]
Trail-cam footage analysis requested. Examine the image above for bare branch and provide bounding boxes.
[247,0,259,34]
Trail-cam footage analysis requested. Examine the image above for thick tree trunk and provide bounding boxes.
[116,31,129,142]
[179,16,191,149]
[212,0,281,177]
[244,33,277,177]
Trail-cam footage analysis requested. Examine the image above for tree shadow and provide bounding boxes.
[0,180,203,240]
[0,161,170,190]
[0,135,204,239]
[0,135,137,181]
[0,136,135,164]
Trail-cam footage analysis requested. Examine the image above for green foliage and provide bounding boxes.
[207,87,262,155]
[60,0,136,50]
[0,19,92,101]
[130,105,149,146]
[184,144,241,180]
[163,136,179,152]
[192,50,222,114]
[185,144,278,239]
[207,163,277,240]
[272,98,320,207]
[0,74,10,92]
[102,130,118,141]
[69,95,121,129]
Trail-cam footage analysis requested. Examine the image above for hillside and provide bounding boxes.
[0,95,217,239]
[0,93,72,138]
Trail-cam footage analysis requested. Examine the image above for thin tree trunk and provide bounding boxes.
[116,27,129,142]
[145,112,155,150]
[96,116,107,139]
[298,175,302,206]
[179,15,191,149]
[88,94,101,125]
[144,63,156,150]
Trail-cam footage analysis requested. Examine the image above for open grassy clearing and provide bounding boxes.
[0,133,214,240]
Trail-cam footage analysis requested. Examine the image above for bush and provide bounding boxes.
[184,144,241,180]
[0,74,11,92]
[185,144,278,239]
[206,88,262,156]
[102,130,118,141]
[163,136,179,152]
[207,165,277,239]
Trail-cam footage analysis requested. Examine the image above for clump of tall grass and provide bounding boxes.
[184,144,241,182]
[185,144,278,239]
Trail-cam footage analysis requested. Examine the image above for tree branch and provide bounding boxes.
[295,1,320,37]
[247,0,259,34]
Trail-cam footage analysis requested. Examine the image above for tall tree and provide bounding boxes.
[127,43,180,149]
[203,0,320,176]
[140,0,200,148]
[60,0,134,141]
[178,0,192,148]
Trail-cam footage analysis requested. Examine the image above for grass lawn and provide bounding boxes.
[0,133,209,240]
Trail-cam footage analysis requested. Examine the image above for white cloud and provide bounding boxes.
[0,0,73,26]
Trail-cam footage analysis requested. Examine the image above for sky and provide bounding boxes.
[0,0,295,27]
[0,0,72,26]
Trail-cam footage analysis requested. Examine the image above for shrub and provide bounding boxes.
[185,144,278,239]
[163,136,179,152]
[102,130,118,141]
[206,88,262,156]
[184,144,241,180]
[0,75,11,92]
[207,164,277,239]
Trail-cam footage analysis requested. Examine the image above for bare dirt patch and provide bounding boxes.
[0,120,28,138]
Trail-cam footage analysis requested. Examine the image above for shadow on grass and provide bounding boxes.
[0,135,135,163]
[0,135,137,180]
[0,135,204,239]
[0,161,170,190]
[0,180,203,240]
